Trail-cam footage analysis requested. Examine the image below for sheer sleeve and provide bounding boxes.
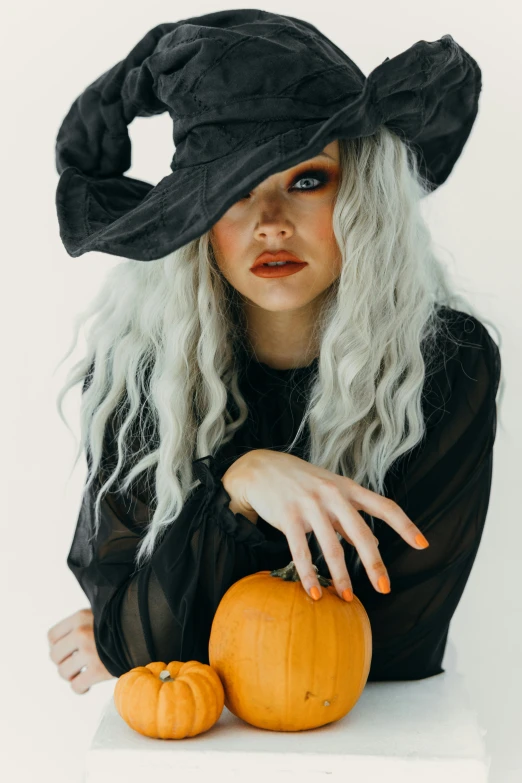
[67,380,267,677]
[67,310,501,682]
[336,314,502,681]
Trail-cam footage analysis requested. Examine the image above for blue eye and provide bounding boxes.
[238,168,330,200]
[291,169,330,192]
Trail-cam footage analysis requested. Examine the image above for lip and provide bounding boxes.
[251,250,307,269]
[251,262,308,278]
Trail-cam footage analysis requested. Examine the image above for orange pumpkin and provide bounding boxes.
[208,561,372,732]
[113,660,224,739]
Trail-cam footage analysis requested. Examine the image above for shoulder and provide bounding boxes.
[435,306,500,375]
[422,306,501,430]
[436,306,500,376]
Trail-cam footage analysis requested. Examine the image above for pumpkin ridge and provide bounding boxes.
[208,561,372,731]
[285,579,299,730]
[114,659,225,739]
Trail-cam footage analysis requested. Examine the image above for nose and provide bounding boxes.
[254,217,294,242]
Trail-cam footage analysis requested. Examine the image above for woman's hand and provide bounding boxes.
[223,449,429,601]
[47,608,115,694]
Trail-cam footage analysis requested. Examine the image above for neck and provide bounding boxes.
[242,297,325,370]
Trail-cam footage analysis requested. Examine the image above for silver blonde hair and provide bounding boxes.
[56,127,505,581]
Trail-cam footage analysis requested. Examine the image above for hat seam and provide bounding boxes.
[173,26,349,120]
[190,34,256,102]
[159,187,167,232]
[416,44,428,130]
[171,128,296,173]
[199,166,208,222]
[188,26,332,104]
[266,25,341,70]
[173,88,355,120]
[85,189,95,238]
[277,63,357,99]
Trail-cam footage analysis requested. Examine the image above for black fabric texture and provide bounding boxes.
[67,306,501,680]
[54,10,481,260]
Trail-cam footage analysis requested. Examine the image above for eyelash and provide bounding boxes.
[291,168,330,192]
[239,168,331,200]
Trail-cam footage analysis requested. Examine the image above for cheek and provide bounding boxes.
[211,221,241,266]
[308,205,337,244]
[308,206,341,276]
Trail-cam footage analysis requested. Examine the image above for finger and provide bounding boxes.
[305,503,354,601]
[47,617,74,646]
[59,650,88,683]
[335,527,378,548]
[283,517,323,599]
[47,608,93,646]
[344,535,379,547]
[326,489,391,594]
[49,631,79,666]
[69,667,91,696]
[348,486,429,550]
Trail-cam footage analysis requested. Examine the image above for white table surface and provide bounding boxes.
[85,663,489,783]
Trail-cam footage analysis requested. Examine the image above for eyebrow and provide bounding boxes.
[288,151,337,171]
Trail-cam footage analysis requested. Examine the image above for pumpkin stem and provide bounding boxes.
[159,670,174,682]
[270,560,332,587]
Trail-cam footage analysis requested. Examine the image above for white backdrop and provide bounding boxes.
[1,1,520,781]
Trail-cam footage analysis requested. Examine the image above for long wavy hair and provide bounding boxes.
[56,126,505,580]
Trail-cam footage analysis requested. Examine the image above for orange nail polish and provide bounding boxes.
[342,588,354,602]
[310,586,321,600]
[378,575,391,594]
[415,533,429,548]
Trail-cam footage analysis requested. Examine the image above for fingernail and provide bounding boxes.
[310,586,322,600]
[378,575,391,594]
[415,533,429,549]
[342,588,354,602]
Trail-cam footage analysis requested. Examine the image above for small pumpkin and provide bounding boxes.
[113,660,224,739]
[208,561,372,732]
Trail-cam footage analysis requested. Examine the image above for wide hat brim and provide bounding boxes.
[56,35,481,261]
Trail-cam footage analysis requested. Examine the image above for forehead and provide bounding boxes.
[295,139,339,166]
[320,139,339,160]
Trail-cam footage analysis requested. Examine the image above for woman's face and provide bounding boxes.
[209,140,342,313]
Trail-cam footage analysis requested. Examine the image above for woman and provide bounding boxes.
[48,14,503,695]
[48,131,502,694]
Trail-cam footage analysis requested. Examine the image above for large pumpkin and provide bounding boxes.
[113,660,224,739]
[208,561,372,732]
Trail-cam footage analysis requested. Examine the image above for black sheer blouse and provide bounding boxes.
[67,307,501,681]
